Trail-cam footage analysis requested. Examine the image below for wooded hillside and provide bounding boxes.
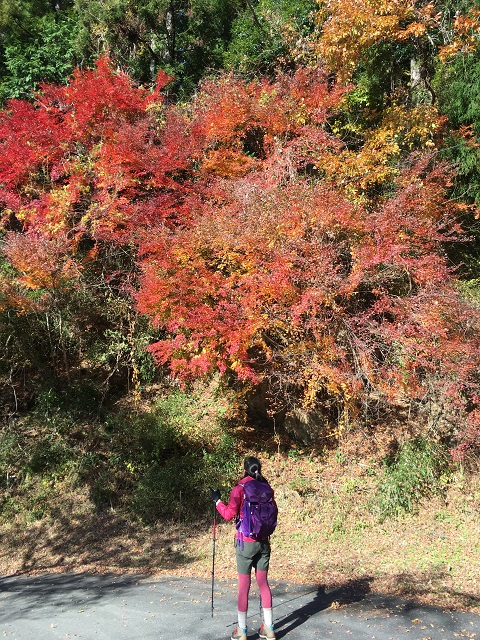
[1,1,480,535]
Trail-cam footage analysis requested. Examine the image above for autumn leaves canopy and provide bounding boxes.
[0,48,479,455]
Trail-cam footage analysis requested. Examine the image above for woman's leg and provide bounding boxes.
[236,541,260,616]
[237,572,251,631]
[255,541,274,631]
[255,569,272,609]
[235,540,264,633]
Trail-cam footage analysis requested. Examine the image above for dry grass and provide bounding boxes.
[186,453,480,613]
[1,451,479,614]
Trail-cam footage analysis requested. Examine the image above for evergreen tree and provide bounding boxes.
[73,0,239,97]
[0,1,78,102]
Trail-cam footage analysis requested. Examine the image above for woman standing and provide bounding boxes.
[211,456,277,640]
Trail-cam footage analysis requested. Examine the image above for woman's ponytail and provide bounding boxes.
[244,456,266,483]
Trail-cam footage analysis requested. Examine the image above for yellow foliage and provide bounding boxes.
[311,0,414,82]
[307,1,480,82]
[315,101,443,196]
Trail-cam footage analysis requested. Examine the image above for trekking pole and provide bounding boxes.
[211,499,217,618]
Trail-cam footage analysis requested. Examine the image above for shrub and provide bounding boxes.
[371,437,451,520]
[83,385,239,524]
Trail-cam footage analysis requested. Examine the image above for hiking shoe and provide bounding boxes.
[231,627,247,640]
[259,623,276,639]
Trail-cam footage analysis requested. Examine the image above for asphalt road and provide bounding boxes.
[0,573,478,640]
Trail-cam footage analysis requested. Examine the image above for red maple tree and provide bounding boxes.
[1,57,479,456]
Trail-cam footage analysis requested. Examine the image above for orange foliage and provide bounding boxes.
[138,156,480,432]
[310,0,480,82]
[1,57,479,455]
[438,10,480,62]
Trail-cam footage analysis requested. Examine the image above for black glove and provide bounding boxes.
[210,488,221,503]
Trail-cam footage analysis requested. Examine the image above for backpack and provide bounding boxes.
[236,479,278,541]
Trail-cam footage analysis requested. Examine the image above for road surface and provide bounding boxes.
[0,573,478,639]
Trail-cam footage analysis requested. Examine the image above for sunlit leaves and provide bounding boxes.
[311,0,480,84]
[2,230,79,294]
[438,8,480,62]
[1,54,479,456]
[137,155,480,439]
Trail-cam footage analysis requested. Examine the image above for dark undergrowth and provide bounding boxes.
[0,380,240,526]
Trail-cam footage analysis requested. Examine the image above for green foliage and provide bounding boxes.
[460,278,480,305]
[56,387,232,521]
[224,11,285,75]
[353,41,413,112]
[130,454,199,522]
[72,0,239,97]
[27,434,73,475]
[435,53,480,207]
[371,438,451,521]
[129,428,239,525]
[0,382,239,525]
[107,389,239,523]
[88,0,319,89]
[0,9,79,102]
[0,404,82,521]
[224,0,316,75]
[433,53,480,278]
[0,427,23,487]
[171,0,240,96]
[0,244,158,414]
[435,52,480,131]
[73,0,167,84]
[202,429,240,488]
[0,0,64,33]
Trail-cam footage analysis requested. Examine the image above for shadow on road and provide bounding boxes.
[0,572,147,623]
[1,572,478,639]
[270,577,372,639]
[238,576,480,640]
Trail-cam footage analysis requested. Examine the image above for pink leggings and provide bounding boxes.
[238,570,272,612]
